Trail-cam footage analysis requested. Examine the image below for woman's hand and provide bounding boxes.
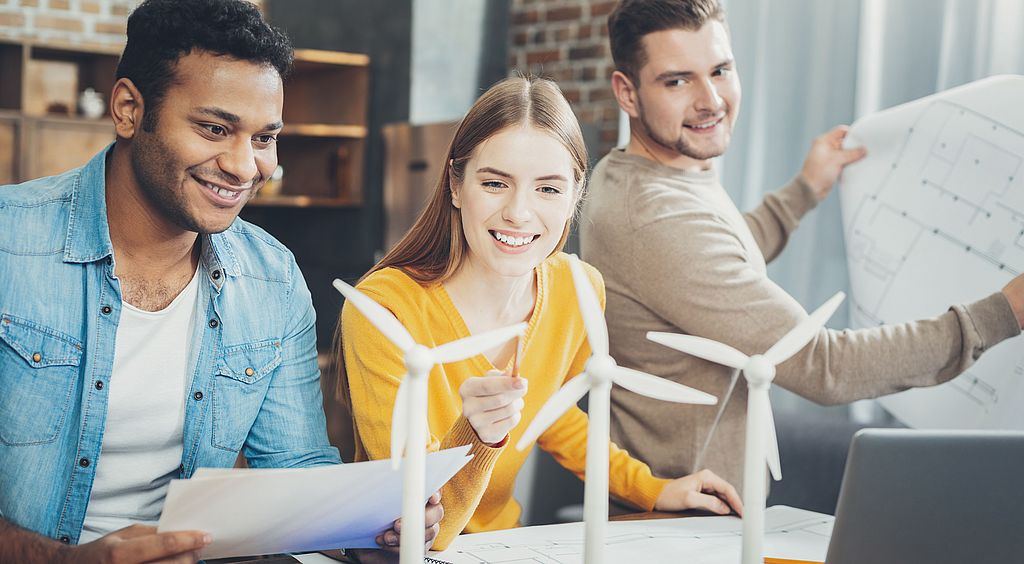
[654,469,744,516]
[459,370,528,445]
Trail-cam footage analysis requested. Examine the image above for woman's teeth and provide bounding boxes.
[492,231,534,247]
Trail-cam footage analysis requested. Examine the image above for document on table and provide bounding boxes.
[157,446,473,560]
[431,505,833,564]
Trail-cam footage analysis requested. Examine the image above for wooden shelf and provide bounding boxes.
[293,48,369,67]
[246,195,362,208]
[281,123,367,138]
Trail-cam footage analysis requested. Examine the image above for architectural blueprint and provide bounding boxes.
[840,75,1024,429]
[431,506,832,564]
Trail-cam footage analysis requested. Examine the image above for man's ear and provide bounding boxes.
[611,70,641,119]
[110,77,145,139]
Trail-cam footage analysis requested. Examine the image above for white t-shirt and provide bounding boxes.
[79,267,201,543]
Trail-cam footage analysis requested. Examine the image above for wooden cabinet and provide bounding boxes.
[0,39,118,185]
[1,41,370,209]
[247,48,370,208]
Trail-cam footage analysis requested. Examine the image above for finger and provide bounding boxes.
[425,497,445,528]
[109,524,159,540]
[689,491,732,515]
[378,529,400,547]
[424,521,440,544]
[119,532,210,562]
[699,471,744,516]
[464,375,527,396]
[428,491,441,505]
[825,124,850,144]
[466,389,526,412]
[841,145,868,164]
[481,397,525,420]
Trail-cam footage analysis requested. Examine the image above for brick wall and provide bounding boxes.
[0,0,263,49]
[508,0,621,154]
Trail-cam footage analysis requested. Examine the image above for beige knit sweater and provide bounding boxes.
[580,149,1021,491]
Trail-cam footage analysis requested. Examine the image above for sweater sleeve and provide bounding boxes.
[534,266,671,511]
[742,177,819,263]
[629,208,1022,405]
[341,297,501,551]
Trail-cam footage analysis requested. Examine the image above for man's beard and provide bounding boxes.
[638,103,729,162]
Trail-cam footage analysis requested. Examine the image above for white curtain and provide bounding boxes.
[715,0,1024,419]
[719,0,1024,322]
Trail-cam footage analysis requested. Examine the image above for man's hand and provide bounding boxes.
[374,490,444,552]
[460,371,528,445]
[799,125,868,201]
[653,469,744,516]
[1003,272,1024,329]
[70,525,210,564]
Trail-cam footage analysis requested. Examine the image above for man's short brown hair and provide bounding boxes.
[608,0,726,84]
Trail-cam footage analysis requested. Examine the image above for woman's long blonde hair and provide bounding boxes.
[335,76,589,404]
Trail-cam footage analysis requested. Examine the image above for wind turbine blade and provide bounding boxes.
[568,255,608,357]
[765,291,846,365]
[764,398,782,481]
[646,332,749,370]
[515,372,592,451]
[431,322,527,364]
[389,377,410,469]
[611,366,717,405]
[333,279,416,352]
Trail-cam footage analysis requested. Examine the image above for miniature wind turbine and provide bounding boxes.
[333,279,526,564]
[515,255,718,564]
[647,291,846,564]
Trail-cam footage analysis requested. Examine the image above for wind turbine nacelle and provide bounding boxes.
[405,345,435,375]
[585,355,617,383]
[744,355,776,387]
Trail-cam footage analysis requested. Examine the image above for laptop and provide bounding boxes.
[825,428,1024,563]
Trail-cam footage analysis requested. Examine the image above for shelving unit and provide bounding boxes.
[0,39,117,181]
[253,48,371,207]
[0,42,371,209]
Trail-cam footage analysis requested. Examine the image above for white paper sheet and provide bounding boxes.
[157,446,472,560]
[840,75,1024,430]
[431,505,832,564]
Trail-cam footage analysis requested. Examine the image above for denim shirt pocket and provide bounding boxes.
[0,314,83,446]
[211,339,282,452]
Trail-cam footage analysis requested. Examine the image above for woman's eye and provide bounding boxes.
[482,180,506,190]
[539,186,563,194]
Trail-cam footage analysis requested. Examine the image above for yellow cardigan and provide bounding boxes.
[341,253,670,550]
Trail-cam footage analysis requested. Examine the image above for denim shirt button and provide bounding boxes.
[59,536,71,544]
[101,305,112,315]
[178,463,185,473]
[78,458,89,467]
[245,367,255,376]
[208,319,219,328]
[95,380,103,390]
[32,352,41,363]
[212,270,221,280]
[193,391,204,401]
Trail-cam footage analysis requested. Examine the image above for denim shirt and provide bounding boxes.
[0,147,340,544]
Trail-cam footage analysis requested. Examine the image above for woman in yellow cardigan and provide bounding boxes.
[338,77,742,550]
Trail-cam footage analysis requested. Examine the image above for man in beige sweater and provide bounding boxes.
[580,0,1024,493]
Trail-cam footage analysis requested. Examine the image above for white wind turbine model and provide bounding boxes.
[647,291,846,564]
[515,255,718,564]
[333,279,526,564]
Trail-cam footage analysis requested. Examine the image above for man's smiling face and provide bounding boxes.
[129,50,284,234]
[631,20,741,168]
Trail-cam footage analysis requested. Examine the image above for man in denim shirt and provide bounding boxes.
[0,1,441,562]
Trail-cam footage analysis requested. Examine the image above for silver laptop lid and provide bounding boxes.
[826,428,1024,564]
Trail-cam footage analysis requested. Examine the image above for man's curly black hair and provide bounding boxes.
[116,0,294,132]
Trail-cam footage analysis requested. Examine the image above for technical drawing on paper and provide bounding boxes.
[432,506,832,564]
[840,76,1024,430]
